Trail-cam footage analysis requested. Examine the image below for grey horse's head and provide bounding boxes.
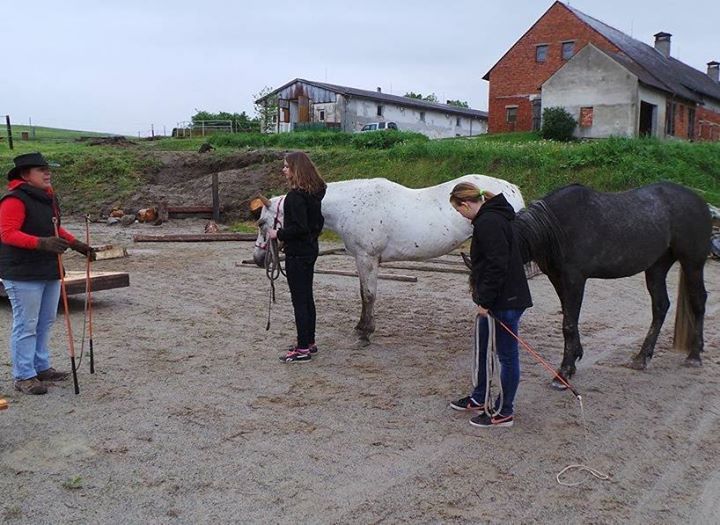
[250,195,281,266]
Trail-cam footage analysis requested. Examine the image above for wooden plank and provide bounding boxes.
[236,261,416,282]
[93,244,128,260]
[0,271,129,297]
[380,262,469,275]
[239,247,346,265]
[133,233,256,242]
[314,269,417,283]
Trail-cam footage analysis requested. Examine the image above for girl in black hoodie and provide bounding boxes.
[448,182,532,428]
[268,152,326,362]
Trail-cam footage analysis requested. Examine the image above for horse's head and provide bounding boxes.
[250,194,283,266]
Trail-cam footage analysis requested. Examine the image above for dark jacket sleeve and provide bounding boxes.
[277,192,309,241]
[473,215,511,309]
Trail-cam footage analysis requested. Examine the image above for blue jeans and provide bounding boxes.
[4,279,61,380]
[471,308,525,416]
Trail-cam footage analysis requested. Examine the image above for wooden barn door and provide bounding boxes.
[298,95,310,123]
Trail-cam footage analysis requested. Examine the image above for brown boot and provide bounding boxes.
[14,377,48,395]
[36,368,70,382]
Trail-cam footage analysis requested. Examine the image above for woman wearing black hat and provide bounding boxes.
[0,153,95,395]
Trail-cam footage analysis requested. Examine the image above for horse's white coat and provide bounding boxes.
[254,175,524,338]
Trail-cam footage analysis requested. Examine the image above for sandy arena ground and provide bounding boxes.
[1,218,719,524]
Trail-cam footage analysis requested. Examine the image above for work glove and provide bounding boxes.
[36,236,70,254]
[70,240,97,261]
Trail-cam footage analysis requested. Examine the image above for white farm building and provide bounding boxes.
[255,78,488,139]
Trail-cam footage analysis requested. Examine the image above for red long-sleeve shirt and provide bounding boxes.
[0,180,76,249]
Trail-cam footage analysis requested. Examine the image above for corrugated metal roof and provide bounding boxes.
[565,3,720,103]
[256,78,488,119]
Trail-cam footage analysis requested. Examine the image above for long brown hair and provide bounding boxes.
[449,182,496,207]
[285,152,326,194]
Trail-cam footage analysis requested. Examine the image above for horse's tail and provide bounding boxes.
[673,270,696,353]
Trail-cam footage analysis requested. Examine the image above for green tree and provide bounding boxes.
[253,86,278,133]
[446,99,469,108]
[403,92,439,103]
[191,110,259,133]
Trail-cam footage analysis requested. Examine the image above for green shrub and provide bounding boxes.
[541,107,577,141]
[351,130,428,150]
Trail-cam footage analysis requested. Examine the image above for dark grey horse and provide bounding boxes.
[514,182,712,386]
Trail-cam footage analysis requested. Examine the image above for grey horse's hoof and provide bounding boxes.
[626,358,647,371]
[683,357,702,368]
[550,379,568,391]
[355,337,371,348]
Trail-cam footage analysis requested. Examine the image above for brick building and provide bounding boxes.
[483,1,720,140]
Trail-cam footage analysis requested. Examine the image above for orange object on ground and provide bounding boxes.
[0,398,8,410]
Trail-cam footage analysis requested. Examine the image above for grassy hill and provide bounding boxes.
[1,129,719,214]
[5,124,115,141]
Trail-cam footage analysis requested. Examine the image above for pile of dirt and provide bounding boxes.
[106,150,287,221]
[75,136,137,147]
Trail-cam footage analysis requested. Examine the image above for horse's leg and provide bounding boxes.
[354,254,379,342]
[679,262,707,367]
[548,271,586,385]
[629,252,675,370]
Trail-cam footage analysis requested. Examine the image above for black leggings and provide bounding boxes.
[285,255,317,349]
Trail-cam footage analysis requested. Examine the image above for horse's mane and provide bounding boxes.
[514,199,566,267]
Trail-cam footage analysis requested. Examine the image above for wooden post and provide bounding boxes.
[211,173,220,222]
[5,115,13,150]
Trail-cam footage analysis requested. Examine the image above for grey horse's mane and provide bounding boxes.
[514,199,566,267]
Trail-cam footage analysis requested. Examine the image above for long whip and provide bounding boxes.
[52,217,80,394]
[80,214,95,373]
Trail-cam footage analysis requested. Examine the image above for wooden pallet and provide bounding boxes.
[0,271,130,297]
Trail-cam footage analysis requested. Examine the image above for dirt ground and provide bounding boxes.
[1,218,719,524]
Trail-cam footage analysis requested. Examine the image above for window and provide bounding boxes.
[535,44,548,63]
[319,110,325,121]
[377,105,383,117]
[506,106,518,123]
[379,122,386,129]
[562,41,575,60]
[387,122,398,130]
[420,111,425,122]
[580,107,593,127]
[456,117,461,127]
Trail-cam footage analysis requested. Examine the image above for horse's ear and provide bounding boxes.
[249,195,271,213]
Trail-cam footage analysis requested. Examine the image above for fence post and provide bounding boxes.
[212,173,220,222]
[6,115,13,150]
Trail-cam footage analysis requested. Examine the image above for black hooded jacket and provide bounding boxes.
[277,187,326,256]
[470,193,532,311]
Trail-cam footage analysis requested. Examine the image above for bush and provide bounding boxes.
[541,107,577,142]
[350,130,428,150]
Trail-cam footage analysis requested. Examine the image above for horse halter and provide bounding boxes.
[255,196,284,251]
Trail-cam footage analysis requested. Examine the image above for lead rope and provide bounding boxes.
[473,314,503,417]
[264,236,285,330]
[487,313,610,486]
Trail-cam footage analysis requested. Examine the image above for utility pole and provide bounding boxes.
[151,123,155,138]
[5,115,13,150]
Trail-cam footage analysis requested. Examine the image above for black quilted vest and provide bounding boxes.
[0,184,63,280]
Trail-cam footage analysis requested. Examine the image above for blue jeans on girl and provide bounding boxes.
[4,279,61,380]
[471,308,525,416]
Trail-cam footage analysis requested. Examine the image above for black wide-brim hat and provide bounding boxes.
[7,152,59,180]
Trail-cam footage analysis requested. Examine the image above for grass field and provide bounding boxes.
[2,127,719,208]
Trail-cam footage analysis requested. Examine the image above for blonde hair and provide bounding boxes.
[449,182,496,207]
[285,152,327,194]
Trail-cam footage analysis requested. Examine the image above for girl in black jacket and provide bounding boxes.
[268,152,326,362]
[448,182,532,427]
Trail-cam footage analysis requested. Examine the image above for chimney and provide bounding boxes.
[708,61,720,82]
[376,87,382,93]
[654,32,672,57]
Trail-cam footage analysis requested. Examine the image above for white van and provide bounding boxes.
[358,121,398,132]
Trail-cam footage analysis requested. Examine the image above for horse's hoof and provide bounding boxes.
[684,358,702,368]
[550,379,568,391]
[354,334,371,347]
[626,359,647,371]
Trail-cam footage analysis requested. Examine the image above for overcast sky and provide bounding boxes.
[2,0,718,136]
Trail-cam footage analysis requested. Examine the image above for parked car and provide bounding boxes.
[358,121,398,132]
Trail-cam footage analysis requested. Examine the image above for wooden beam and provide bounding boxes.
[133,233,256,242]
[380,262,469,275]
[314,268,417,282]
[0,271,129,297]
